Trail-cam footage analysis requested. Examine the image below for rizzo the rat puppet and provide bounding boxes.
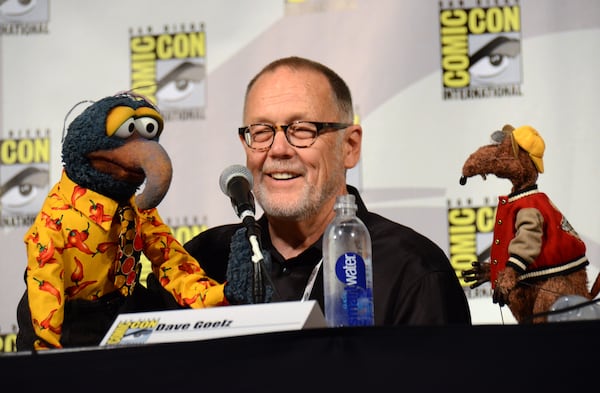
[17,92,270,350]
[459,124,599,323]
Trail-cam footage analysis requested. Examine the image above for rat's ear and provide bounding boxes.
[510,130,520,159]
[501,124,520,158]
[502,124,515,132]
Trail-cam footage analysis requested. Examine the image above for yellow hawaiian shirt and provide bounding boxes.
[24,170,226,350]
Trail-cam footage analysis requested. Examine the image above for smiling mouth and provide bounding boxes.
[269,172,299,180]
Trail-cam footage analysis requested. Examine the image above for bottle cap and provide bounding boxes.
[334,194,356,210]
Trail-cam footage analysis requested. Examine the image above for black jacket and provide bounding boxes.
[184,185,471,326]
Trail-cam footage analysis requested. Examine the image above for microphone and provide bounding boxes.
[219,164,256,221]
[219,165,265,303]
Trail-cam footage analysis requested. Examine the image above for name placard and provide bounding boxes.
[100,300,326,346]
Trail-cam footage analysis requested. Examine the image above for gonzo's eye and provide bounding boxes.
[113,118,136,139]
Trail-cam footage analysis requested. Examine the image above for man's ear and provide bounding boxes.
[344,124,362,169]
[238,133,250,151]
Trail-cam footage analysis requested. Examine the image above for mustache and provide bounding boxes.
[261,162,305,175]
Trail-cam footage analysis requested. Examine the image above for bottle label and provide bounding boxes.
[335,252,366,287]
[335,252,373,325]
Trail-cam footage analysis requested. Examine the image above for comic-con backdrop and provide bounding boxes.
[1,0,599,350]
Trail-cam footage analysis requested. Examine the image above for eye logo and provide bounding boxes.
[0,167,48,213]
[0,0,38,18]
[0,133,50,226]
[0,0,49,35]
[156,61,205,104]
[469,35,521,86]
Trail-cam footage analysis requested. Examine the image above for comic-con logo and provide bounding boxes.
[0,0,49,35]
[105,319,159,346]
[447,199,496,293]
[439,0,522,100]
[130,23,207,122]
[0,130,50,227]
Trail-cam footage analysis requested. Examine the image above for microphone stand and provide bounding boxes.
[241,213,265,303]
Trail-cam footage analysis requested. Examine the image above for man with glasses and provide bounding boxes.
[179,56,471,325]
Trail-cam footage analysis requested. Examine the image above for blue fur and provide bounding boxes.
[224,228,273,304]
[61,95,158,203]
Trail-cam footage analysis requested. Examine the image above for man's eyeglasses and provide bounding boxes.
[238,121,351,151]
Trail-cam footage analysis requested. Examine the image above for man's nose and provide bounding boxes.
[270,127,294,152]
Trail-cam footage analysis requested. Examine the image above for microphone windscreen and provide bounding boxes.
[219,164,253,195]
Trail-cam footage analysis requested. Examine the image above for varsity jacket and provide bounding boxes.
[490,185,588,287]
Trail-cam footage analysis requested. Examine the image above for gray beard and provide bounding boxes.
[255,179,338,221]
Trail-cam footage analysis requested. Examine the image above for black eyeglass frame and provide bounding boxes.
[238,121,351,151]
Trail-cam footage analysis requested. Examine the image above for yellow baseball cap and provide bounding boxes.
[511,125,545,173]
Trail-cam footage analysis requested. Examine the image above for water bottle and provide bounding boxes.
[323,194,374,327]
[548,295,600,322]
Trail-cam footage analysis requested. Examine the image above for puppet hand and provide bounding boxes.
[461,261,491,289]
[224,227,273,305]
[492,267,518,306]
